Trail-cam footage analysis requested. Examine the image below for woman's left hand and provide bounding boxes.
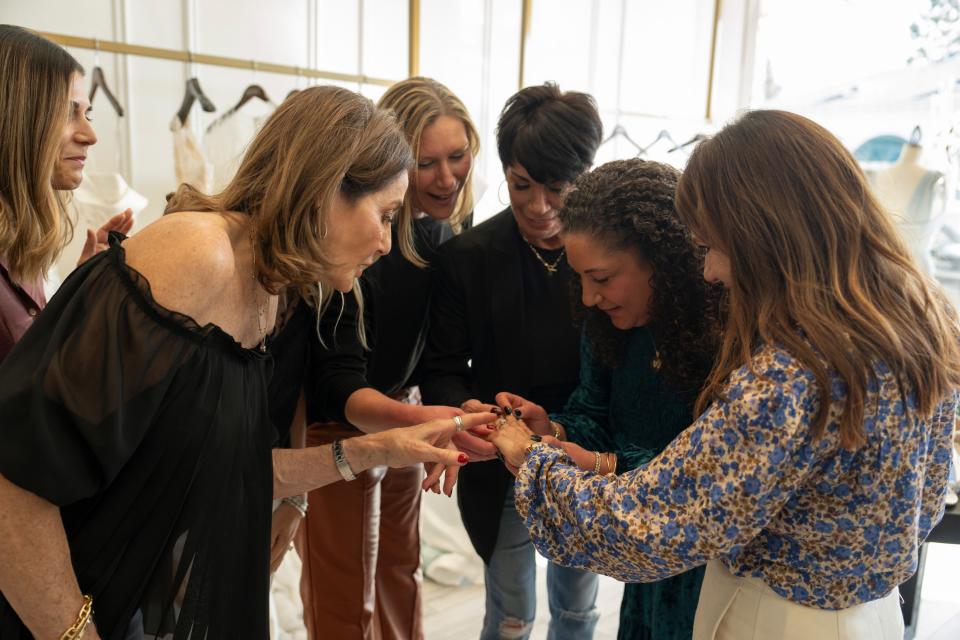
[78,208,134,265]
[268,502,302,573]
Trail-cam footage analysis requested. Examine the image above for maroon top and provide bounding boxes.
[0,256,46,363]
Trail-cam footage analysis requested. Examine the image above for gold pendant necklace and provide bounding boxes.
[250,228,267,353]
[526,241,565,274]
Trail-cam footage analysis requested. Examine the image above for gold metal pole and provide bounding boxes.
[39,31,397,87]
[408,0,420,77]
[518,0,532,90]
[705,0,722,121]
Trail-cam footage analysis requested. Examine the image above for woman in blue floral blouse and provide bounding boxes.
[495,158,721,639]
[481,110,960,639]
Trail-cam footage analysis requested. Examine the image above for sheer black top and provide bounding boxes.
[0,237,274,639]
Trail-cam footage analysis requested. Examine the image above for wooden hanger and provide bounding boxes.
[206,83,273,132]
[232,84,271,112]
[177,77,216,125]
[88,66,124,117]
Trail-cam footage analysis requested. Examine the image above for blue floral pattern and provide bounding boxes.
[515,343,957,609]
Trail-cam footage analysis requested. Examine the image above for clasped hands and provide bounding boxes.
[420,392,617,494]
[458,393,616,477]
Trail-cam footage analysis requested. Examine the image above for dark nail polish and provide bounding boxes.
[514,409,522,418]
[504,407,513,416]
[529,434,542,442]
[492,407,503,416]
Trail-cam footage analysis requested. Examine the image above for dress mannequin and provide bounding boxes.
[868,139,946,274]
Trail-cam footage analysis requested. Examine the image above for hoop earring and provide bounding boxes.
[498,181,510,206]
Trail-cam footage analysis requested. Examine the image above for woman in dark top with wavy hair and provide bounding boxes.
[498,158,721,639]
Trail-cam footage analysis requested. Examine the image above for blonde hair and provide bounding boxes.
[378,77,479,267]
[166,85,412,348]
[0,26,82,282]
[677,109,960,449]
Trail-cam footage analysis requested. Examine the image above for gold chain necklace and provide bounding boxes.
[525,241,565,274]
[250,228,267,353]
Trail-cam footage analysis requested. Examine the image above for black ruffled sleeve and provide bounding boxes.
[0,236,275,639]
[0,246,209,504]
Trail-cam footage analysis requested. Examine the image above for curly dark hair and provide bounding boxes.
[560,158,723,397]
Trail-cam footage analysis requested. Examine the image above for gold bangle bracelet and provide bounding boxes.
[60,594,93,640]
[592,451,601,474]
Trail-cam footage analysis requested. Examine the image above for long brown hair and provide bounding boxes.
[166,85,412,294]
[676,109,960,449]
[0,25,83,282]
[377,76,479,267]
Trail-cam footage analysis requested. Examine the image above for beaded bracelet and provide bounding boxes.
[593,451,601,474]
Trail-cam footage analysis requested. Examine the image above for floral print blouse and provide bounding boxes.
[515,343,957,610]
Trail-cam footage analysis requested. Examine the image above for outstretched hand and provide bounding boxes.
[78,208,134,265]
[369,412,494,497]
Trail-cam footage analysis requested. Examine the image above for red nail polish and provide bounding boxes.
[458,453,469,464]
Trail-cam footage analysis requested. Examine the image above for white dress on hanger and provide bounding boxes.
[170,115,214,193]
[73,173,148,228]
[46,173,149,299]
[204,107,274,193]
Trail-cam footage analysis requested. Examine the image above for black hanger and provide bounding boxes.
[600,124,643,153]
[206,84,273,132]
[88,66,124,117]
[667,133,708,153]
[638,130,681,157]
[177,77,216,125]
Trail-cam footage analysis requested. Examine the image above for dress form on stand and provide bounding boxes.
[868,136,946,274]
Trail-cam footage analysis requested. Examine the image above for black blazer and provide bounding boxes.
[420,207,580,563]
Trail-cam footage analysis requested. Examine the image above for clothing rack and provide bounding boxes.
[38,31,398,87]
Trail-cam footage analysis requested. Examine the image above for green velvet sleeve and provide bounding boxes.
[617,445,658,473]
[550,333,614,453]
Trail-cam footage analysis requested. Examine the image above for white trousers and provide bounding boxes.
[692,559,904,640]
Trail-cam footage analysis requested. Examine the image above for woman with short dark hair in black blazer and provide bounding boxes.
[420,83,603,639]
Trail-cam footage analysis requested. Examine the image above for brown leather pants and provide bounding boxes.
[298,422,424,640]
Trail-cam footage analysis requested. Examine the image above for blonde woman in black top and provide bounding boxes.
[299,77,487,640]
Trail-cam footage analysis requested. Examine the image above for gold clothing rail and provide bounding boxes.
[38,31,398,87]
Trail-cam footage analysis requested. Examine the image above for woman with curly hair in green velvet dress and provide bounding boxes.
[496,157,722,639]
